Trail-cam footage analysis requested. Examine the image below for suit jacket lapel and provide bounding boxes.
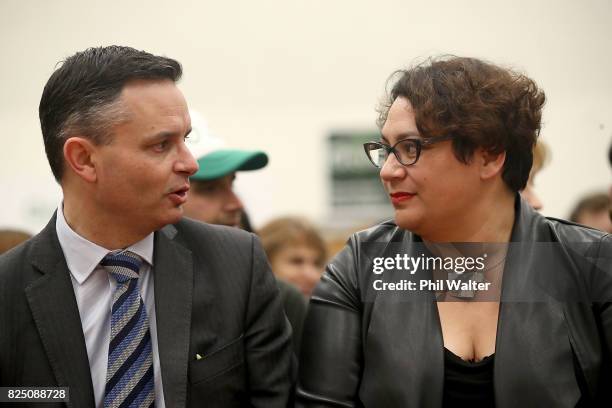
[153,224,193,407]
[494,197,580,407]
[361,233,444,407]
[363,299,444,407]
[25,214,95,408]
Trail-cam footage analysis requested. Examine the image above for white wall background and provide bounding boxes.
[1,0,611,234]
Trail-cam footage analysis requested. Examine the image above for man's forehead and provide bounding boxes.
[116,79,190,136]
[120,79,187,112]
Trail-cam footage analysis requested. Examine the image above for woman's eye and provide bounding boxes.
[289,257,305,265]
[397,141,417,156]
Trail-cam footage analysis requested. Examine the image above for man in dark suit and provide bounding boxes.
[0,46,293,407]
[182,145,307,356]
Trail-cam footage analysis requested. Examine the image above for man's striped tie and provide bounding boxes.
[101,251,155,408]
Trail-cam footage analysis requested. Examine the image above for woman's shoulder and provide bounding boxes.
[313,220,413,308]
[350,219,411,244]
[324,221,413,282]
[543,216,610,244]
[538,216,611,302]
[538,215,611,266]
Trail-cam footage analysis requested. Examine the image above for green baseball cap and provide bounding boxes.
[191,149,269,181]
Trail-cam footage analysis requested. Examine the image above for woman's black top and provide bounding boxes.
[443,348,495,407]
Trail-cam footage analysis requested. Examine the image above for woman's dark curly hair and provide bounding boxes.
[377,56,546,192]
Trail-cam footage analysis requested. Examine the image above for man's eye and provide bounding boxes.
[184,134,190,141]
[154,141,169,151]
[197,185,220,194]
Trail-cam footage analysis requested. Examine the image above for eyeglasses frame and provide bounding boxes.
[363,134,454,168]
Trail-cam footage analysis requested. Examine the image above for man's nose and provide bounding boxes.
[176,144,199,176]
[224,189,244,211]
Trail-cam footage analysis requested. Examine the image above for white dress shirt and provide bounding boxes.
[55,205,166,408]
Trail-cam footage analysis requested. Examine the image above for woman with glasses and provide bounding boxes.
[296,57,611,407]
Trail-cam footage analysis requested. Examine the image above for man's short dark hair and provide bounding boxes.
[39,46,182,181]
[377,56,546,192]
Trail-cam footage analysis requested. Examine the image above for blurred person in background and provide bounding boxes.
[182,147,268,227]
[296,56,612,407]
[569,192,612,233]
[520,140,549,211]
[183,146,306,356]
[609,142,612,201]
[258,216,327,356]
[258,217,327,298]
[0,229,31,254]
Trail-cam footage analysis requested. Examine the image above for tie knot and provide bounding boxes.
[101,251,143,283]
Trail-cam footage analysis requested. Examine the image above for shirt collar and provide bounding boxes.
[55,204,154,285]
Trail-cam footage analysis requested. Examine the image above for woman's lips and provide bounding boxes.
[390,192,415,205]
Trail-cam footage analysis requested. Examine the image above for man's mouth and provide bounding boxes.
[168,185,190,205]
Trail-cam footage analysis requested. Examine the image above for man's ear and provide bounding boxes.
[478,148,506,180]
[63,137,98,183]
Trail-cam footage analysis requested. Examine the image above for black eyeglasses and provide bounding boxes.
[363,134,453,168]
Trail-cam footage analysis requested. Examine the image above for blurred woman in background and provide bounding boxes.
[569,192,612,233]
[0,229,31,255]
[259,216,327,297]
[520,140,549,211]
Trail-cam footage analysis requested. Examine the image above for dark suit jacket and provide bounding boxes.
[297,197,612,407]
[276,279,307,357]
[0,214,293,407]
